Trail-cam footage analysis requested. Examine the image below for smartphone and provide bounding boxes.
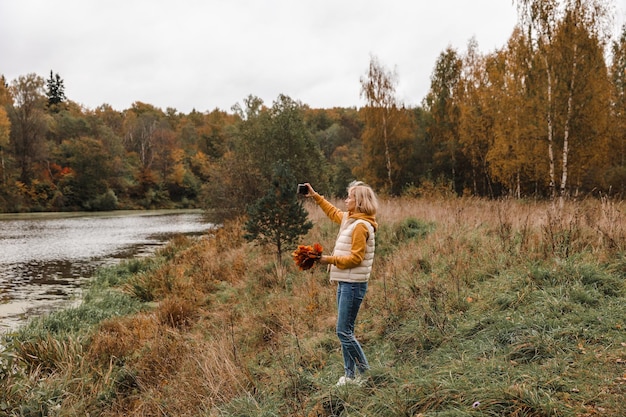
[297,184,309,195]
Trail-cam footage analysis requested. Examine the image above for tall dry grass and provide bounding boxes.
[1,196,625,416]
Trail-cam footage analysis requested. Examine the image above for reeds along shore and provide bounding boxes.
[1,196,625,416]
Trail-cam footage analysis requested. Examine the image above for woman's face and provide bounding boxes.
[345,189,356,212]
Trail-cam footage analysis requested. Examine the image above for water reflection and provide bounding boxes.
[0,210,213,332]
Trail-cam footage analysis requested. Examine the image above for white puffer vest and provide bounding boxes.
[329,215,375,283]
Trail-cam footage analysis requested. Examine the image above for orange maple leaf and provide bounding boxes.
[292,243,323,271]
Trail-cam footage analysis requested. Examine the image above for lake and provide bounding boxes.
[0,209,214,332]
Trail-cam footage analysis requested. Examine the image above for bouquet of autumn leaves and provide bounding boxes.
[292,243,323,271]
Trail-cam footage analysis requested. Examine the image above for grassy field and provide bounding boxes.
[1,197,625,416]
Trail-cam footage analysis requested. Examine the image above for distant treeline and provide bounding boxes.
[1,2,625,212]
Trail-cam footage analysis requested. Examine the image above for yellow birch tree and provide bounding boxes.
[358,55,414,194]
[515,0,613,203]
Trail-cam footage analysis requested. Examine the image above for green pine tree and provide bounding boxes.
[244,161,313,265]
[46,70,66,111]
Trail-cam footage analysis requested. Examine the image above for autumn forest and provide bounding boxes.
[1,0,626,214]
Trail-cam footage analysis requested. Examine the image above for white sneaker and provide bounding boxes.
[335,376,353,386]
[335,375,364,387]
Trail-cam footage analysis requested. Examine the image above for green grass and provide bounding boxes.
[1,198,625,416]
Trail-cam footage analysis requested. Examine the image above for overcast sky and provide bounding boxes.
[1,1,624,113]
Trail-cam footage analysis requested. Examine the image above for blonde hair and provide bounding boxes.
[348,180,378,215]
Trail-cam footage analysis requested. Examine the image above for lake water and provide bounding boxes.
[0,210,214,332]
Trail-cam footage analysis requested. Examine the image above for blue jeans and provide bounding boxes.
[336,281,369,378]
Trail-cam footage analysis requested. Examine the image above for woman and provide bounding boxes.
[304,181,378,386]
